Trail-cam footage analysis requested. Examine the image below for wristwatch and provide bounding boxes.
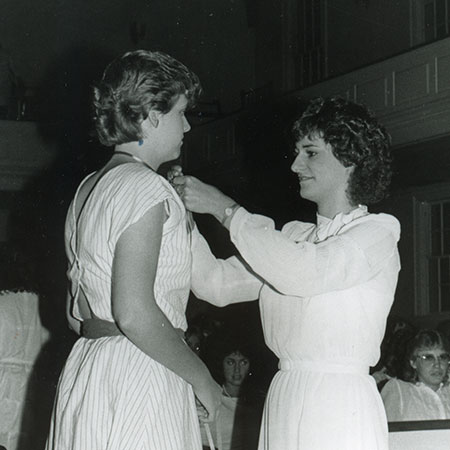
[222,203,240,224]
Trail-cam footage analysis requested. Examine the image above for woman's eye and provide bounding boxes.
[307,151,317,158]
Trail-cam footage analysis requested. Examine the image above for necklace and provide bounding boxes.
[114,151,155,171]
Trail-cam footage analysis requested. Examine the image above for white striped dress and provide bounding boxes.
[45,163,201,450]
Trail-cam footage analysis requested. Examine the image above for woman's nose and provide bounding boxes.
[291,154,304,173]
[183,116,191,133]
[435,357,444,367]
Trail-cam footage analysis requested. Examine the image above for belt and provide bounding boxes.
[278,359,368,375]
[81,318,123,339]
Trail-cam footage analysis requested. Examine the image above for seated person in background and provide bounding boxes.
[381,329,450,421]
[200,331,264,450]
[0,247,50,450]
[371,316,416,391]
[186,324,205,357]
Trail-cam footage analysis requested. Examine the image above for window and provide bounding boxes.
[410,0,450,46]
[298,0,326,87]
[414,185,450,314]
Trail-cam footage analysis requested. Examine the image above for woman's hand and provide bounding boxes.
[167,165,185,197]
[167,165,195,230]
[193,376,222,423]
[171,172,236,220]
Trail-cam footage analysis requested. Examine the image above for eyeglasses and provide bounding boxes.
[415,353,450,365]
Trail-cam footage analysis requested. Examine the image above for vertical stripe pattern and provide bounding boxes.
[46,163,200,450]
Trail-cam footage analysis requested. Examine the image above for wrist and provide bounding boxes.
[220,202,240,227]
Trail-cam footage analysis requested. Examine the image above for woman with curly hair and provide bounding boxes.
[45,50,221,450]
[172,97,401,449]
[199,331,264,450]
[381,329,450,421]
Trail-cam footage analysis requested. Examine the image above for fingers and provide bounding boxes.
[196,400,214,423]
[171,176,186,198]
[195,392,221,423]
[196,403,209,422]
[167,165,183,182]
[171,176,186,186]
[167,165,187,198]
[171,176,198,200]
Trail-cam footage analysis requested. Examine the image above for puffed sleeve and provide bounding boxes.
[190,226,262,307]
[229,207,400,297]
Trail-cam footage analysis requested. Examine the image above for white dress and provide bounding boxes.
[191,205,400,450]
[381,378,450,421]
[46,163,201,450]
[0,291,50,450]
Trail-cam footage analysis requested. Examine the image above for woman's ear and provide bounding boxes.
[409,359,417,370]
[147,110,160,128]
[140,111,159,138]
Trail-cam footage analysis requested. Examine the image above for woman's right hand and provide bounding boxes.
[171,173,236,220]
[193,376,222,423]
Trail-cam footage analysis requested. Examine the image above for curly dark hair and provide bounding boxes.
[292,97,392,205]
[401,329,450,383]
[202,330,255,385]
[93,50,201,146]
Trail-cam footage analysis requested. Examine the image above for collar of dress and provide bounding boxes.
[315,205,368,242]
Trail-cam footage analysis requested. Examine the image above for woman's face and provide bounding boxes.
[290,134,353,216]
[410,345,450,390]
[223,351,250,388]
[150,94,191,163]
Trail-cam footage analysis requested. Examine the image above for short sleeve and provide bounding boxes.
[107,165,183,247]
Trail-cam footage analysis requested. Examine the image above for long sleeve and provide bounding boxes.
[229,207,400,298]
[190,226,262,306]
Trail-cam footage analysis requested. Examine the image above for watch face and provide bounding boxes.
[225,207,233,216]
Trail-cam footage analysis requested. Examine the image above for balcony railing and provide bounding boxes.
[183,37,450,183]
[2,38,450,191]
[291,37,450,148]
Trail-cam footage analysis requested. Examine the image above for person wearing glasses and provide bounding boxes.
[381,329,450,421]
[172,97,400,450]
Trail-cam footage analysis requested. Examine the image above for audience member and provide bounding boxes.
[186,324,205,357]
[0,246,50,450]
[381,329,450,421]
[200,331,263,450]
[371,316,416,390]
